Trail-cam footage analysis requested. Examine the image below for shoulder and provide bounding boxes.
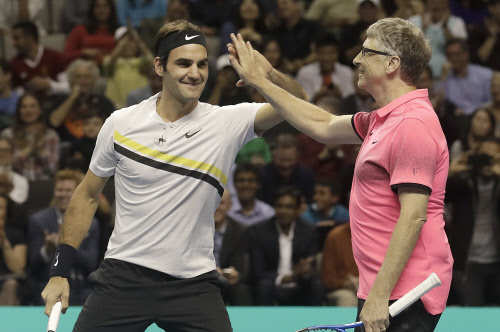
[470,64,493,77]
[297,62,319,75]
[29,207,55,224]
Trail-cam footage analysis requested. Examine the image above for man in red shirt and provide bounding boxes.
[9,21,68,94]
[230,16,452,332]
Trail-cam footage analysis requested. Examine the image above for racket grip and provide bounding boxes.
[47,301,62,332]
[389,273,441,317]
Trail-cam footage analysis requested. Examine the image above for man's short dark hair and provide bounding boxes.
[315,33,338,49]
[234,163,260,182]
[12,21,39,42]
[445,38,469,53]
[273,186,302,207]
[315,179,340,196]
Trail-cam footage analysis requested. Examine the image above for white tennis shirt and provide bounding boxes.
[89,93,263,278]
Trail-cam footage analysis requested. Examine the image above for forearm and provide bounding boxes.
[50,97,76,127]
[60,186,99,249]
[478,37,496,62]
[3,243,27,273]
[368,217,425,301]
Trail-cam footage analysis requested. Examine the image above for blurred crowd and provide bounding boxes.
[0,0,499,308]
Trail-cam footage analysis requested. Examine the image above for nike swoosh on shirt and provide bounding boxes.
[185,129,201,138]
[185,35,199,41]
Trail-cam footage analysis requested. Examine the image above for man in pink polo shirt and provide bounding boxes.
[229,17,453,332]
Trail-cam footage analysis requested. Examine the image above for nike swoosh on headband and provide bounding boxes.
[185,34,199,41]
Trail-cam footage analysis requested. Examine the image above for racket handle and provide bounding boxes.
[389,272,441,317]
[47,301,62,332]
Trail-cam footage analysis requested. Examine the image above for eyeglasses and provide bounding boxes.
[361,47,394,57]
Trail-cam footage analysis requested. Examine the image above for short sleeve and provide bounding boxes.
[89,114,118,177]
[352,112,372,140]
[388,119,438,191]
[218,102,264,146]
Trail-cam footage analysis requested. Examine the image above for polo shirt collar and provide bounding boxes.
[374,89,428,118]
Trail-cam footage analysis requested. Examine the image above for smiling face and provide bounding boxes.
[160,44,208,104]
[353,37,390,93]
[53,179,77,213]
[18,95,42,124]
[240,0,260,22]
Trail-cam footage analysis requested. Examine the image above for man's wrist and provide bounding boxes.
[49,244,77,278]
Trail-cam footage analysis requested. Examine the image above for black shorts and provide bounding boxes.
[73,259,232,332]
[354,298,441,332]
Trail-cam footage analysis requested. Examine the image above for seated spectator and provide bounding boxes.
[446,139,500,306]
[208,54,251,106]
[301,180,349,227]
[271,0,321,74]
[0,137,28,205]
[305,0,359,33]
[126,62,162,106]
[321,223,358,306]
[450,108,496,162]
[260,36,290,75]
[0,193,27,305]
[27,169,100,305]
[296,33,354,101]
[409,0,467,78]
[0,60,19,130]
[220,0,268,54]
[116,0,168,29]
[9,21,68,95]
[416,65,462,148]
[64,0,119,64]
[103,26,152,109]
[339,0,382,66]
[443,38,492,115]
[249,187,323,305]
[214,191,252,305]
[339,68,376,115]
[228,163,274,226]
[1,93,59,180]
[49,59,114,143]
[260,133,315,204]
[469,0,500,71]
[60,0,91,32]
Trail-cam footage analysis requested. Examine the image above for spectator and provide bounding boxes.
[214,191,253,305]
[260,36,289,75]
[409,0,467,77]
[392,0,424,20]
[469,0,500,70]
[69,110,105,172]
[64,0,119,64]
[446,139,500,306]
[271,0,321,74]
[103,26,152,108]
[228,163,274,226]
[60,0,91,32]
[248,187,323,305]
[208,54,251,106]
[1,93,59,180]
[450,108,496,162]
[297,33,355,101]
[305,0,359,33]
[0,0,46,36]
[0,193,27,305]
[220,0,268,54]
[339,68,376,115]
[260,133,315,204]
[116,0,168,29]
[443,38,492,116]
[417,65,462,148]
[339,0,382,66]
[126,63,163,106]
[27,169,100,305]
[49,59,114,143]
[0,60,19,129]
[301,180,349,227]
[0,137,28,205]
[9,21,68,95]
[321,223,358,306]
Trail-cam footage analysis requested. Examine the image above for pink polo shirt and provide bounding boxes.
[350,89,453,315]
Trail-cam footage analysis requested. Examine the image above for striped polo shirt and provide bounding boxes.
[89,93,263,278]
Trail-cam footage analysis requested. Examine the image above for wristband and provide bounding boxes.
[49,244,77,278]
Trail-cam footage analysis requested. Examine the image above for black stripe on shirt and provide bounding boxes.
[114,143,224,197]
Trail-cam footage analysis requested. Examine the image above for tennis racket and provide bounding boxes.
[296,272,442,332]
[47,301,62,332]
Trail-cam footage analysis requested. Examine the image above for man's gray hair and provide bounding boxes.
[366,18,432,85]
[66,59,100,84]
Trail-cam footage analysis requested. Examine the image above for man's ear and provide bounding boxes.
[386,56,401,75]
[153,57,165,77]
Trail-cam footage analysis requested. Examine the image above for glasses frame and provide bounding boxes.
[361,47,394,57]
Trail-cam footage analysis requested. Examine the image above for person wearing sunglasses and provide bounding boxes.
[228,17,452,332]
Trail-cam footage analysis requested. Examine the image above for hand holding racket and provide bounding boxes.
[296,273,442,332]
